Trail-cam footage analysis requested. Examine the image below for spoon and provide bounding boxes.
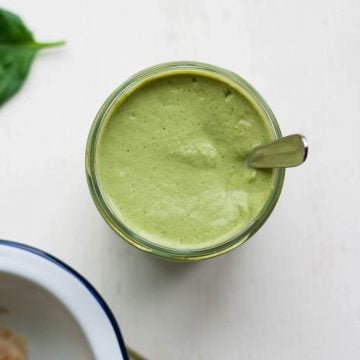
[127,347,147,360]
[246,134,308,168]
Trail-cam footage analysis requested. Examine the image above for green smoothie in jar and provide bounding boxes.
[86,62,284,260]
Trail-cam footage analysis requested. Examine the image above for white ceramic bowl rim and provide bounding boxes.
[0,239,128,360]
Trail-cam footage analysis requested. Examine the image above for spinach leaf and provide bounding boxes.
[0,8,64,106]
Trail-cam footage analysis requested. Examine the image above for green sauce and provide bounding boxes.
[95,72,274,249]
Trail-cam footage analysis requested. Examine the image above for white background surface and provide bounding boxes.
[0,0,359,359]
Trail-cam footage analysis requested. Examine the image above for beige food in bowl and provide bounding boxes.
[0,328,27,360]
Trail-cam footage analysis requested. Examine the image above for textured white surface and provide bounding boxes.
[0,0,360,359]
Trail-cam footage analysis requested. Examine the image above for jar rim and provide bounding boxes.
[85,61,285,261]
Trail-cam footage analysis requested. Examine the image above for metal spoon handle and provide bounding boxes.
[246,134,308,168]
[127,347,147,360]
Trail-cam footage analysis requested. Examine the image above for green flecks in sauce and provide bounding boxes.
[95,73,274,249]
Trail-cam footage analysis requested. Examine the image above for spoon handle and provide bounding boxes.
[246,134,308,168]
[127,347,147,360]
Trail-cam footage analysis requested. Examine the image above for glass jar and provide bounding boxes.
[86,61,285,261]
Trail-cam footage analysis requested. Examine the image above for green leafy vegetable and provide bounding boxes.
[0,8,64,106]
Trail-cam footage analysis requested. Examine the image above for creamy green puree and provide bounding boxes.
[95,72,274,249]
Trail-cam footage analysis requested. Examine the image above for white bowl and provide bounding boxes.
[0,240,128,359]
